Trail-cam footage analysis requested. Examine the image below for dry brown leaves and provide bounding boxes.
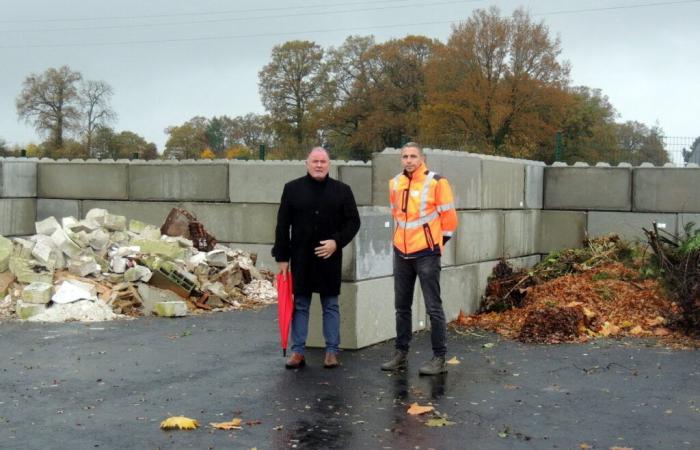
[457,262,698,347]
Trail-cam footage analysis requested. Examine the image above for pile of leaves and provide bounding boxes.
[457,235,697,346]
[644,222,700,336]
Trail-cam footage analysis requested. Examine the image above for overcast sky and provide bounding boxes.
[1,0,698,152]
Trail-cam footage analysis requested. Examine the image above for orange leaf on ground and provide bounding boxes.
[210,418,242,430]
[407,403,434,415]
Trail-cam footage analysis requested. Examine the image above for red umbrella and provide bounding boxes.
[276,271,294,356]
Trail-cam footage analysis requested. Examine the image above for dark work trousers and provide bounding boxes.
[393,254,447,357]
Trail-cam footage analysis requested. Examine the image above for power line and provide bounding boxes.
[0,0,697,50]
[0,0,484,34]
[0,0,415,24]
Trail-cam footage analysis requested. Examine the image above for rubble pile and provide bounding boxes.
[457,235,697,347]
[0,208,276,322]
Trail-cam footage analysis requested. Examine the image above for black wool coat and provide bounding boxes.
[272,173,361,296]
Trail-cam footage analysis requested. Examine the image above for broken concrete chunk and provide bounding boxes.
[16,300,47,319]
[0,235,12,272]
[9,257,54,284]
[187,252,207,270]
[85,208,108,225]
[52,279,98,304]
[206,249,227,267]
[136,284,183,315]
[67,220,99,233]
[109,256,128,274]
[50,228,81,258]
[124,265,152,282]
[139,226,162,241]
[31,235,55,264]
[132,239,184,260]
[68,255,101,277]
[61,216,78,229]
[103,213,127,231]
[35,216,61,236]
[88,228,110,251]
[12,238,34,259]
[202,281,228,299]
[154,301,187,317]
[128,219,148,233]
[22,282,53,304]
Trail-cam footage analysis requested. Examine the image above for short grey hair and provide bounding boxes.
[401,142,423,155]
[307,146,330,159]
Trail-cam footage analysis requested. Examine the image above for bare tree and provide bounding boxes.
[81,80,116,155]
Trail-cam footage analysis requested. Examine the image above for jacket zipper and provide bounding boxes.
[403,175,412,255]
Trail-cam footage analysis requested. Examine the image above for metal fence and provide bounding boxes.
[664,136,698,166]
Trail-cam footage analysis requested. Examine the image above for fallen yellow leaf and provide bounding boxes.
[160,416,199,430]
[630,325,645,335]
[446,356,460,365]
[599,321,620,337]
[407,403,434,415]
[210,418,243,430]
[579,443,592,449]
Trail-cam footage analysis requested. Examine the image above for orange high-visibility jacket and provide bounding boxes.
[389,163,458,258]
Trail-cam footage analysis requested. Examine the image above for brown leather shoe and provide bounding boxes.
[285,352,305,369]
[323,352,339,369]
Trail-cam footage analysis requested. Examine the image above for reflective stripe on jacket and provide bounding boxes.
[389,162,458,258]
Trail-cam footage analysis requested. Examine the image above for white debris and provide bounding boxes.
[21,282,53,304]
[103,213,127,231]
[35,216,61,236]
[68,255,101,277]
[31,235,55,264]
[50,228,81,258]
[88,228,110,251]
[27,299,121,322]
[124,265,152,282]
[206,249,228,267]
[85,208,108,225]
[109,256,128,273]
[242,279,276,303]
[61,216,78,228]
[52,280,98,304]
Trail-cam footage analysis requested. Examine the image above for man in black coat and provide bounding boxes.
[272,147,361,369]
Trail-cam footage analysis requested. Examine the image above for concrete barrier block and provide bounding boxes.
[538,211,587,253]
[417,264,478,322]
[0,159,37,197]
[544,166,632,211]
[37,199,81,221]
[338,163,372,206]
[455,210,504,264]
[82,200,179,228]
[225,243,276,270]
[504,210,541,258]
[129,162,229,201]
[184,202,278,244]
[371,149,400,207]
[307,275,425,349]
[229,161,339,204]
[587,211,677,242]
[38,161,129,199]
[425,150,482,209]
[481,157,525,209]
[441,236,456,267]
[633,167,700,212]
[342,206,393,281]
[508,255,541,269]
[524,162,544,209]
[0,198,36,236]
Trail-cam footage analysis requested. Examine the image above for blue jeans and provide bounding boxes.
[291,294,340,355]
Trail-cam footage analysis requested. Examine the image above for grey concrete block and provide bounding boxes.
[455,211,504,264]
[504,210,541,258]
[538,211,587,253]
[184,202,278,244]
[0,159,37,197]
[37,199,81,221]
[441,235,456,267]
[633,167,700,212]
[544,166,632,211]
[229,161,339,204]
[129,162,229,201]
[306,275,424,349]
[371,149,401,207]
[342,207,393,281]
[82,200,179,228]
[0,199,37,236]
[425,150,482,209]
[524,162,544,209]
[38,161,129,199]
[225,243,276,270]
[481,157,525,209]
[508,255,541,269]
[338,163,372,206]
[587,212,677,242]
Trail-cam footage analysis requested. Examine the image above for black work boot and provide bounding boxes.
[419,356,446,375]
[381,350,408,371]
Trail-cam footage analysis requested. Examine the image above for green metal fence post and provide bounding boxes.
[259,144,266,160]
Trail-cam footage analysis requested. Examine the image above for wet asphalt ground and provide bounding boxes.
[0,306,698,450]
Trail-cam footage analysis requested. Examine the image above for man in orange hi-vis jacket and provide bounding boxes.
[381,142,458,376]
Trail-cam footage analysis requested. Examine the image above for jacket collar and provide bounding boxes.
[403,162,429,180]
[306,172,330,184]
